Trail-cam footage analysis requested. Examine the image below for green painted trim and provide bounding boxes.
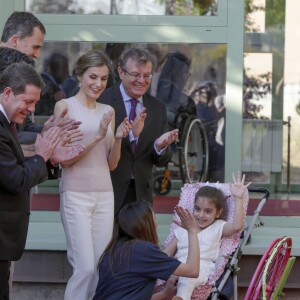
[43,24,228,43]
[224,1,244,181]
[0,1,14,30]
[14,0,25,10]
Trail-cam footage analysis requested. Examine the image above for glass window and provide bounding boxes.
[31,41,227,210]
[25,0,218,16]
[283,0,300,185]
[244,53,272,120]
[245,0,266,33]
[242,53,272,184]
[243,0,286,187]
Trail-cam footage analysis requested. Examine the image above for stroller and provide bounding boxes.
[155,181,270,299]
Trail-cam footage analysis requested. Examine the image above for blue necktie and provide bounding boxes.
[129,99,138,153]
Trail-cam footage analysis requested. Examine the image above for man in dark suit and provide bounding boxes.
[98,47,178,215]
[0,62,73,299]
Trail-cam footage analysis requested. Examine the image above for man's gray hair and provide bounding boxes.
[0,62,45,95]
[1,11,46,42]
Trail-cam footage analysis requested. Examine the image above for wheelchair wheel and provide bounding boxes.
[179,117,209,183]
[153,175,172,196]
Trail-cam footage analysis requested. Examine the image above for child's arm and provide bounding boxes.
[163,237,178,257]
[223,172,251,237]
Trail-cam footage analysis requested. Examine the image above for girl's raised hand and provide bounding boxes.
[229,171,251,200]
[115,117,132,140]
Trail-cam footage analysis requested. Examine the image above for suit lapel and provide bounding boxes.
[112,87,132,150]
[0,112,24,158]
[112,86,127,123]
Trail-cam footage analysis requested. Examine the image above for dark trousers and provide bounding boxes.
[0,260,10,300]
[115,179,137,217]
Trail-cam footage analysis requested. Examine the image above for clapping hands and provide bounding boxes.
[155,129,179,151]
[131,107,147,138]
[97,110,114,140]
[43,107,83,147]
[115,117,132,140]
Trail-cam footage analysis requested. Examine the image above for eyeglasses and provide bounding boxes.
[122,69,153,81]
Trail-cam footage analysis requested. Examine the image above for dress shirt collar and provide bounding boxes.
[0,103,10,123]
[119,83,143,104]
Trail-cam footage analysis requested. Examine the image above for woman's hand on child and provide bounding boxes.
[174,206,198,233]
[162,275,178,298]
[229,171,251,201]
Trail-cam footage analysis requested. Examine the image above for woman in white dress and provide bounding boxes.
[54,49,131,300]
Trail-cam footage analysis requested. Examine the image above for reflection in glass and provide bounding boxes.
[243,53,272,120]
[283,1,300,185]
[283,85,299,185]
[36,52,70,116]
[245,0,266,33]
[26,0,218,16]
[35,41,226,183]
[242,52,272,184]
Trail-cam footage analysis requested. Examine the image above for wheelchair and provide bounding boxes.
[153,98,209,195]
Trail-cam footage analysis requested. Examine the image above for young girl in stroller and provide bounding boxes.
[165,172,250,300]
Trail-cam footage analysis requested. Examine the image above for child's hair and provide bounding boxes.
[194,186,227,219]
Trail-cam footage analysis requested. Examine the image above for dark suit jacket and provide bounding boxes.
[0,112,48,261]
[98,86,172,212]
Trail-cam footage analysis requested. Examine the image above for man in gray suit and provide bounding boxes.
[98,47,178,215]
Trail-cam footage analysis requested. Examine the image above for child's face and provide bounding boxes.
[193,196,222,230]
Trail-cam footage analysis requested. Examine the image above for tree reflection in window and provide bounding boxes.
[26,0,218,16]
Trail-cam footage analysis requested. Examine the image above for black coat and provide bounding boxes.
[0,111,47,261]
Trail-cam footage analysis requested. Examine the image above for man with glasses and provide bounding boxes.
[98,47,178,216]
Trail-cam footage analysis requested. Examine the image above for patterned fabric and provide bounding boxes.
[155,182,249,300]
